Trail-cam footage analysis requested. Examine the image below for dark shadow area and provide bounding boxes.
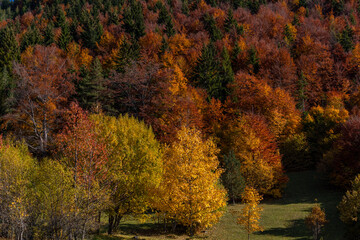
[255,218,311,240]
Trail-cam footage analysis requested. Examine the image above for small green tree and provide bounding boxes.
[222,151,245,204]
[0,25,20,71]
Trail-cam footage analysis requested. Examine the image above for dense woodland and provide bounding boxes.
[1,0,360,239]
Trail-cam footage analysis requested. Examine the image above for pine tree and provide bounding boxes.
[55,5,66,28]
[20,24,42,52]
[165,17,176,37]
[181,0,189,15]
[248,46,259,74]
[0,67,14,116]
[80,10,103,49]
[159,36,169,57]
[76,58,105,111]
[157,4,169,25]
[219,46,234,101]
[57,23,72,50]
[0,25,20,71]
[191,42,222,100]
[222,151,245,204]
[224,9,237,34]
[43,21,55,46]
[123,0,145,40]
[203,13,223,42]
[114,39,139,73]
[339,25,354,52]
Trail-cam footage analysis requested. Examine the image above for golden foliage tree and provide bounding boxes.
[237,186,263,240]
[305,205,327,240]
[157,126,227,235]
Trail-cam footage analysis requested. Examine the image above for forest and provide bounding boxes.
[0,0,360,239]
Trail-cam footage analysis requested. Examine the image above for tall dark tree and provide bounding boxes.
[203,13,222,42]
[0,25,19,71]
[123,0,145,40]
[224,9,237,34]
[20,24,42,52]
[222,151,245,204]
[191,42,226,100]
[339,25,354,52]
[43,21,55,46]
[80,10,103,50]
[0,67,14,117]
[248,46,259,74]
[57,23,72,50]
[219,47,234,101]
[76,58,106,111]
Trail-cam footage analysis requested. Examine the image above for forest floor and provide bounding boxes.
[93,171,346,240]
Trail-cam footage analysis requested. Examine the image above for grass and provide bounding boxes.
[94,171,346,240]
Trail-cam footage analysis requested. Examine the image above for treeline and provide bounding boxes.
[1,0,360,238]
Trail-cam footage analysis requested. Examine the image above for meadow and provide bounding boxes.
[94,171,345,240]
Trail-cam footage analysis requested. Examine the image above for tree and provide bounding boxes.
[20,24,42,52]
[338,174,360,239]
[237,186,263,240]
[123,0,145,40]
[203,13,223,42]
[75,58,106,111]
[224,9,238,34]
[55,103,109,239]
[222,150,245,204]
[156,126,227,235]
[0,67,14,117]
[0,25,20,71]
[219,46,234,101]
[43,21,55,46]
[91,113,163,235]
[191,42,223,100]
[58,23,72,50]
[305,205,327,240]
[80,9,103,50]
[8,46,74,157]
[339,25,354,52]
[0,137,36,240]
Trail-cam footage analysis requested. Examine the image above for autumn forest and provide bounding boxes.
[0,0,360,239]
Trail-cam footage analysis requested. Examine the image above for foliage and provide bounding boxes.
[156,126,227,235]
[237,186,263,239]
[305,205,327,240]
[91,113,163,234]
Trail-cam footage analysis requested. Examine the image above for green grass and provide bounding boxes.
[94,171,346,240]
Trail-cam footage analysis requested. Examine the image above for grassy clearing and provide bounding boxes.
[93,171,345,240]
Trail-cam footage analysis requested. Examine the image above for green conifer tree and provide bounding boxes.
[43,21,55,46]
[181,0,189,15]
[58,22,72,50]
[248,46,259,74]
[219,47,234,101]
[224,9,237,33]
[222,151,245,204]
[80,10,103,49]
[191,42,224,100]
[76,58,106,111]
[0,25,20,71]
[20,23,42,52]
[203,13,223,42]
[339,25,354,52]
[123,0,145,40]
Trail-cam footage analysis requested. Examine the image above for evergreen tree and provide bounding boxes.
[222,151,245,204]
[248,46,259,74]
[191,42,224,100]
[219,47,234,101]
[0,67,14,116]
[55,5,66,28]
[165,17,176,37]
[76,58,106,111]
[159,36,169,57]
[203,13,223,42]
[114,39,139,73]
[123,0,145,40]
[224,9,237,33]
[43,21,55,46]
[57,23,72,50]
[0,25,20,71]
[339,25,354,52]
[181,0,189,15]
[80,10,103,49]
[297,71,307,112]
[20,24,42,52]
[157,4,169,25]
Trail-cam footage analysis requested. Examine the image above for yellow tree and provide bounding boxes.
[157,126,227,235]
[237,186,263,240]
[305,205,327,240]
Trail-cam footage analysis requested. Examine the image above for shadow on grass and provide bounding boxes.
[255,219,311,240]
